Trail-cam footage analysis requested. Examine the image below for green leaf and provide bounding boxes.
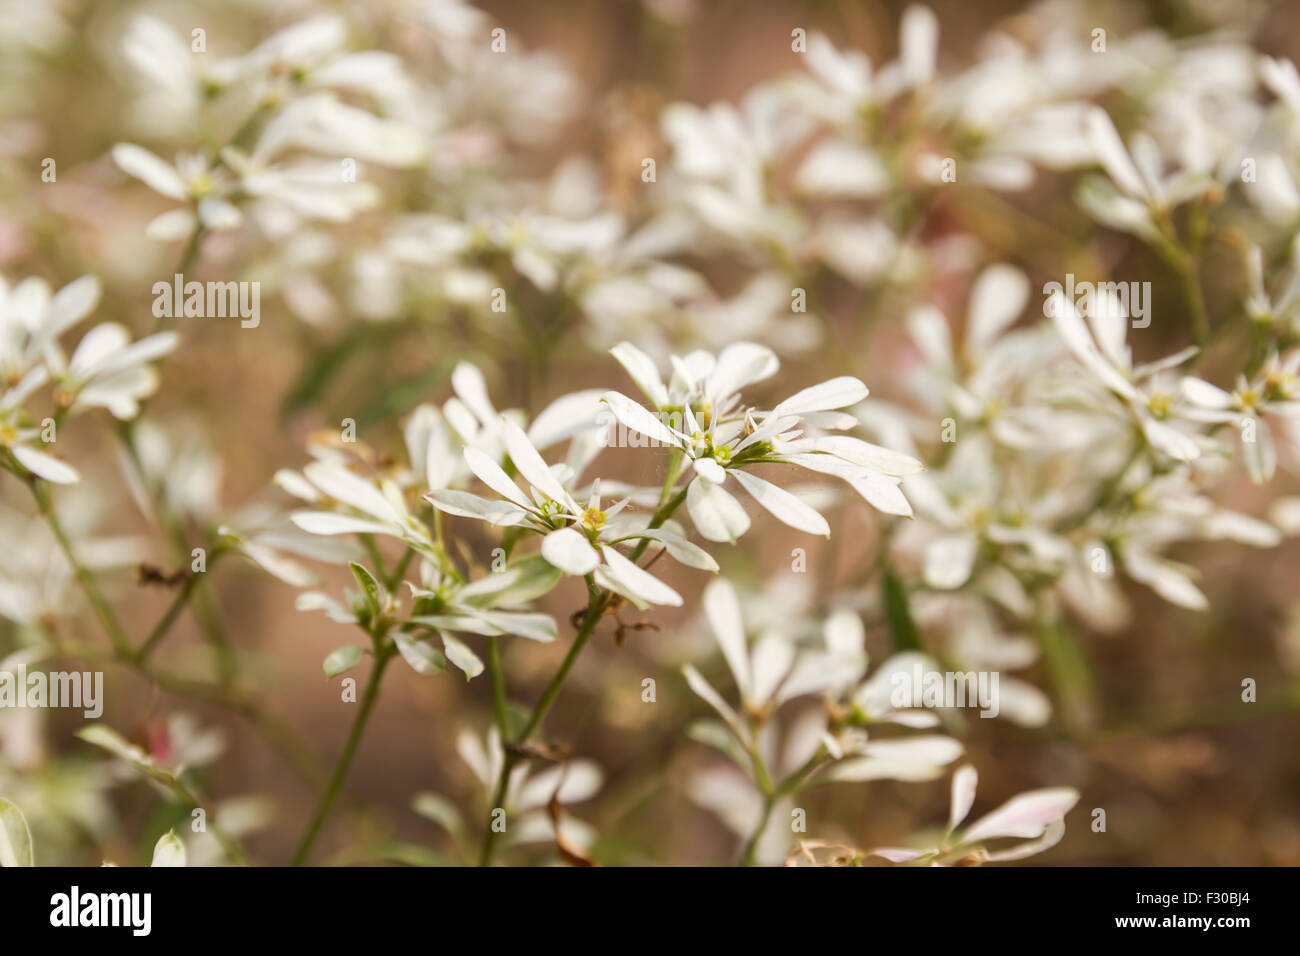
[440,632,484,680]
[457,555,563,608]
[349,562,385,615]
[323,645,367,679]
[882,568,922,652]
[393,633,446,675]
[0,797,34,867]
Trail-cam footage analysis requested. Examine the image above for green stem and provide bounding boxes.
[33,481,132,656]
[132,570,203,663]
[291,648,393,865]
[385,548,415,591]
[519,586,608,744]
[740,796,775,867]
[487,634,508,739]
[478,581,608,867]
[475,474,689,867]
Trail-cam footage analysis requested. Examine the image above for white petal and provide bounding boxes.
[1179,376,1233,409]
[541,527,600,575]
[749,635,795,705]
[12,445,79,484]
[1085,108,1147,199]
[849,472,913,517]
[923,534,977,590]
[441,632,484,679]
[619,528,718,571]
[600,390,680,447]
[450,362,497,425]
[1049,294,1139,397]
[502,418,575,509]
[290,511,395,536]
[772,376,869,416]
[732,470,830,536]
[241,541,319,587]
[682,664,748,742]
[1121,547,1208,610]
[703,577,751,698]
[599,545,682,606]
[49,276,102,336]
[693,456,727,484]
[609,342,669,406]
[146,209,199,241]
[948,765,978,833]
[900,4,938,87]
[470,610,558,643]
[706,342,778,405]
[982,820,1067,862]
[686,476,751,542]
[823,610,864,657]
[304,461,403,524]
[962,787,1080,843]
[150,831,186,867]
[273,469,320,503]
[1242,416,1276,484]
[967,265,1028,355]
[424,489,525,525]
[68,323,130,377]
[808,436,924,476]
[1141,418,1200,462]
[526,389,604,448]
[112,143,187,199]
[463,447,532,510]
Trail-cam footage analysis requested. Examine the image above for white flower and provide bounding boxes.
[413,727,603,860]
[1048,289,1203,461]
[113,144,243,237]
[868,764,1079,865]
[0,273,176,482]
[1181,350,1300,484]
[426,418,692,607]
[1081,107,1215,234]
[286,457,435,553]
[602,341,922,542]
[685,579,954,759]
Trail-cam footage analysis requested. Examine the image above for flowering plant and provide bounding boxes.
[0,0,1296,869]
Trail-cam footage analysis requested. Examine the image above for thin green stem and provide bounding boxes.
[385,548,415,591]
[477,582,608,867]
[33,481,132,656]
[291,647,394,866]
[487,634,508,739]
[519,586,608,744]
[132,571,203,663]
[740,795,775,867]
[475,472,689,867]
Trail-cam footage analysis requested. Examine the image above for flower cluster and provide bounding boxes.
[2,0,1297,870]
